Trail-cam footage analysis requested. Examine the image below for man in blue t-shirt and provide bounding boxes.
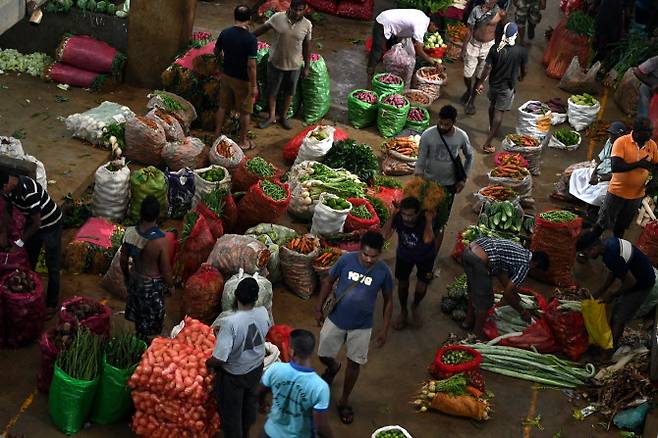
[257,329,333,438]
[382,196,436,330]
[578,232,657,349]
[315,231,394,425]
[214,5,258,150]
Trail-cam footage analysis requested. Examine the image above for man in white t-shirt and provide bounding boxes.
[367,9,441,85]
[206,278,272,438]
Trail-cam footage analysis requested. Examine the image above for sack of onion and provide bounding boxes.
[0,268,45,347]
[58,296,112,337]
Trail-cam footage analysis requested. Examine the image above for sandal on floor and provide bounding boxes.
[337,404,354,425]
[320,362,341,386]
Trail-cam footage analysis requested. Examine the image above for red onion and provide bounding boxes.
[378,74,402,85]
[257,41,270,50]
[408,108,426,121]
[354,90,377,104]
[310,53,321,62]
[381,94,407,109]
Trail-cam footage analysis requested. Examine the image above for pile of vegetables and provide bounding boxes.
[0,49,52,77]
[407,107,426,121]
[403,177,446,212]
[461,224,522,245]
[442,349,474,365]
[350,204,373,219]
[566,10,594,37]
[403,90,431,106]
[506,134,540,148]
[375,428,408,438]
[376,73,402,85]
[63,299,105,323]
[365,195,389,226]
[259,180,287,201]
[479,201,523,233]
[151,91,184,113]
[424,31,446,49]
[5,269,36,294]
[101,123,126,153]
[440,274,468,322]
[214,137,235,157]
[295,162,365,206]
[106,333,147,370]
[447,22,468,44]
[286,235,318,255]
[314,248,342,267]
[353,90,377,104]
[412,374,490,420]
[539,210,578,223]
[496,152,528,168]
[604,31,658,83]
[246,156,276,178]
[381,94,408,109]
[57,327,103,381]
[372,174,403,189]
[479,185,517,202]
[309,126,331,141]
[544,98,566,114]
[416,66,446,82]
[466,343,596,388]
[199,167,225,182]
[522,102,551,115]
[322,196,350,210]
[384,136,420,158]
[570,93,597,107]
[323,139,379,183]
[490,164,529,180]
[397,0,453,15]
[553,128,580,146]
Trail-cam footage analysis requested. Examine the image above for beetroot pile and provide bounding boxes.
[5,269,36,293]
[378,73,402,84]
[354,90,377,104]
[65,299,105,322]
[382,94,407,108]
[408,107,426,121]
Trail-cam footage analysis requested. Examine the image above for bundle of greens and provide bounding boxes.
[366,195,389,226]
[106,333,146,370]
[322,139,379,183]
[372,175,403,189]
[566,11,594,37]
[56,327,104,381]
[298,163,366,200]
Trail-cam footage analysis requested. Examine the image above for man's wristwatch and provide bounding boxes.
[14,239,24,248]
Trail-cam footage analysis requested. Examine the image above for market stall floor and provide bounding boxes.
[0,0,638,436]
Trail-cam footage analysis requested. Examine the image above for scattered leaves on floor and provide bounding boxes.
[55,95,69,103]
[11,129,26,139]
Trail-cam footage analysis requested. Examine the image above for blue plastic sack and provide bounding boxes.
[613,402,650,431]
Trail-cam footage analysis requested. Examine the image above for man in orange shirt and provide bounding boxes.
[593,117,657,239]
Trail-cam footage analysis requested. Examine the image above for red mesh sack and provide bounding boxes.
[56,34,125,75]
[0,248,30,277]
[651,94,658,141]
[344,198,379,232]
[231,158,282,193]
[37,329,60,393]
[306,0,336,14]
[266,324,294,362]
[221,193,239,233]
[58,296,112,337]
[0,196,26,240]
[545,298,588,360]
[543,19,567,66]
[530,210,583,287]
[178,214,215,282]
[545,28,590,79]
[182,264,225,324]
[483,292,557,352]
[45,62,106,90]
[1,269,45,347]
[335,0,374,20]
[365,186,403,214]
[427,345,481,379]
[124,116,167,166]
[195,202,225,240]
[637,221,658,267]
[451,232,466,264]
[237,180,291,232]
[282,125,349,164]
[162,137,209,171]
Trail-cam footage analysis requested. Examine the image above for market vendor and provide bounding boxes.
[0,171,62,313]
[577,232,656,350]
[367,9,443,85]
[633,55,658,118]
[461,237,549,340]
[119,195,174,341]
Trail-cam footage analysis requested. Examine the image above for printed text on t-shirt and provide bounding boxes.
[348,271,373,286]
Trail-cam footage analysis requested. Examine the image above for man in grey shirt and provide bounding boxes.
[415,104,473,262]
[206,278,272,438]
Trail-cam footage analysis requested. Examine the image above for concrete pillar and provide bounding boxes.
[126,0,197,88]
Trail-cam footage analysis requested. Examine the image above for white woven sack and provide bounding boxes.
[548,131,582,151]
[211,269,274,325]
[92,160,130,222]
[192,164,231,207]
[371,426,413,438]
[567,97,601,131]
[0,136,24,157]
[294,126,335,166]
[209,135,244,170]
[516,101,553,139]
[310,193,352,236]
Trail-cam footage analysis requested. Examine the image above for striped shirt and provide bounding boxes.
[5,176,62,232]
[474,237,531,285]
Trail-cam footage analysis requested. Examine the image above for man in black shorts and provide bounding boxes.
[383,197,436,329]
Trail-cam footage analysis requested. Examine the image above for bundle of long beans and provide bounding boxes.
[106,333,146,369]
[56,327,104,381]
[465,344,595,388]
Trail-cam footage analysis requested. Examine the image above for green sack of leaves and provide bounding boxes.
[49,364,100,435]
[129,166,168,222]
[302,54,331,124]
[372,73,404,97]
[377,93,410,138]
[405,106,430,133]
[347,89,378,129]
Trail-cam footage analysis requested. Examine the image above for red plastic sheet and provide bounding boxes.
[73,217,115,249]
[174,40,221,79]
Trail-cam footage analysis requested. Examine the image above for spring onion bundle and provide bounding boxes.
[106,333,146,370]
[56,327,104,381]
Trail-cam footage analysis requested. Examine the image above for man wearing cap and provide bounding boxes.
[592,117,658,239]
[474,22,527,154]
[567,121,627,207]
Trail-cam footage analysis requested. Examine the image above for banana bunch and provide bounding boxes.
[479,201,522,233]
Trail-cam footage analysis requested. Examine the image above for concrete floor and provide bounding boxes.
[0,0,636,437]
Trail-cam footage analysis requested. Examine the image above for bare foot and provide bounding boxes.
[393,311,408,330]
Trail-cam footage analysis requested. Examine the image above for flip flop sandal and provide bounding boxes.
[337,404,354,425]
[320,362,342,386]
[258,119,275,129]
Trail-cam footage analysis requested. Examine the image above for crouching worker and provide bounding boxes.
[119,195,174,341]
[461,237,549,339]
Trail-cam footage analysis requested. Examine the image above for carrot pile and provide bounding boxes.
[129,317,220,438]
[447,23,468,44]
[506,134,540,148]
[314,248,342,267]
[214,138,234,157]
[479,185,517,201]
[384,136,419,157]
[490,165,530,180]
[286,235,319,255]
[496,152,528,168]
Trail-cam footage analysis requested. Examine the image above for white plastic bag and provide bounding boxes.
[548,131,582,151]
[311,193,352,236]
[558,57,602,95]
[92,159,130,222]
[551,112,567,125]
[211,269,274,324]
[568,97,601,131]
[209,135,244,170]
[0,136,24,157]
[383,40,415,90]
[65,101,135,144]
[516,101,553,139]
[293,125,335,165]
[192,164,231,207]
[371,426,413,438]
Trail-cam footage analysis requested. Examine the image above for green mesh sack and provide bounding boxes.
[302,54,331,124]
[347,89,378,128]
[372,73,404,97]
[128,166,168,222]
[377,93,410,138]
[255,42,271,113]
[49,364,99,435]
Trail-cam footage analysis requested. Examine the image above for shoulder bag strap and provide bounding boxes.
[438,130,458,165]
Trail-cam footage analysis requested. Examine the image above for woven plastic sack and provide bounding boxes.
[302,54,331,124]
[101,251,128,300]
[1,269,45,347]
[472,189,521,214]
[19,154,48,192]
[502,135,545,176]
[231,158,281,193]
[311,193,352,236]
[548,130,582,151]
[92,159,130,222]
[167,168,195,219]
[182,264,225,324]
[64,101,134,145]
[637,221,658,267]
[266,324,293,362]
[371,426,412,438]
[581,299,613,349]
[405,106,430,132]
[344,197,379,232]
[412,66,445,102]
[245,224,297,284]
[0,136,24,157]
[57,34,125,75]
[0,247,29,277]
[530,211,583,287]
[207,234,270,277]
[213,269,274,323]
[145,109,185,142]
[545,299,588,360]
[128,166,168,222]
[49,364,99,435]
[568,96,601,131]
[147,91,197,132]
[195,201,225,241]
[177,214,215,282]
[192,164,231,207]
[294,125,335,166]
[222,193,239,233]
[280,235,320,300]
[45,62,107,90]
[124,116,166,166]
[209,135,244,170]
[347,89,377,128]
[382,154,415,176]
[58,296,112,337]
[372,72,404,97]
[162,136,208,171]
[615,69,641,117]
[377,93,410,138]
[545,27,590,80]
[37,329,59,393]
[383,41,415,90]
[487,170,533,202]
[516,101,553,139]
[282,125,348,164]
[237,180,290,231]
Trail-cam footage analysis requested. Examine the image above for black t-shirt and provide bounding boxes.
[485,44,528,91]
[214,26,257,81]
[392,214,435,261]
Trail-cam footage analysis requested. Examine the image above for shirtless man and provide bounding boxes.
[461,0,505,115]
[119,195,174,341]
